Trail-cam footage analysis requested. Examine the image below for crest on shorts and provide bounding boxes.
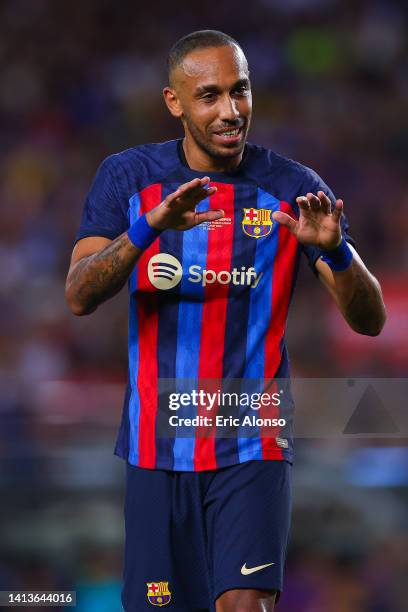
[242,208,273,238]
[146,582,171,607]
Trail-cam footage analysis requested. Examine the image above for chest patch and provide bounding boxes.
[242,208,273,238]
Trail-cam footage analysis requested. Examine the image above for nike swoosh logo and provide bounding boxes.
[241,562,275,575]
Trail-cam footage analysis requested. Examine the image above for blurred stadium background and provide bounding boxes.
[0,0,407,610]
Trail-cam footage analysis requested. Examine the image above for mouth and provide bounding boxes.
[212,125,244,145]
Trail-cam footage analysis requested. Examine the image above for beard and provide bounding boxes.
[183,112,249,159]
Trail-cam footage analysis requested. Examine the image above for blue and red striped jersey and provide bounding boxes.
[76,139,354,471]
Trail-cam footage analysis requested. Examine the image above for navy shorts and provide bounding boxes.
[122,459,292,612]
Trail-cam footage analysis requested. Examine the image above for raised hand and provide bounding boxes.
[272,191,343,250]
[146,177,224,231]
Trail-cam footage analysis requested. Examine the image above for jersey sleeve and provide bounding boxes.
[75,156,129,243]
[299,170,356,275]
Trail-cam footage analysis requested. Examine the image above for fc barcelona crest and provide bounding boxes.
[147,582,171,607]
[242,208,273,238]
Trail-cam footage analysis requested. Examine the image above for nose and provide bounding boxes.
[219,94,240,122]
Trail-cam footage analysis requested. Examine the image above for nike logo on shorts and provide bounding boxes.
[240,562,275,575]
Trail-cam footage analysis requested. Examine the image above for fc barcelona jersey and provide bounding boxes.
[76,139,354,471]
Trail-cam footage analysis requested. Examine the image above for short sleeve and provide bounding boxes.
[75,157,129,243]
[300,170,356,276]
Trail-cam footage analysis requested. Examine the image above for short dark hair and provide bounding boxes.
[168,30,242,85]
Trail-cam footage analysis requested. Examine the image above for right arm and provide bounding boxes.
[65,176,223,316]
[65,233,142,316]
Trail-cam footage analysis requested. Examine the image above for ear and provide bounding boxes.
[163,86,183,118]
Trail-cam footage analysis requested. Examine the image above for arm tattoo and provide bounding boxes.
[66,233,141,313]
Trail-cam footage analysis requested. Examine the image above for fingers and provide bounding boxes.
[165,177,217,208]
[296,192,336,215]
[317,191,331,214]
[307,193,322,212]
[195,209,224,225]
[180,185,217,205]
[178,176,210,193]
[332,199,343,223]
[296,195,312,213]
[272,210,298,233]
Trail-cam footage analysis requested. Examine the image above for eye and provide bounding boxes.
[201,93,216,102]
[233,85,249,96]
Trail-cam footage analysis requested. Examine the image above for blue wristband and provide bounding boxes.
[127,214,162,250]
[320,237,353,272]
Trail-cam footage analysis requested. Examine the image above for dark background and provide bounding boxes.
[0,1,407,610]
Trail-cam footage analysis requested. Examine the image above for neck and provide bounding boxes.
[182,137,243,173]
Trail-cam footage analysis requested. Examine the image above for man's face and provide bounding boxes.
[167,45,252,160]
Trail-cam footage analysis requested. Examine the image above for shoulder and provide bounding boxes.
[103,140,178,171]
[245,143,329,194]
[100,139,180,188]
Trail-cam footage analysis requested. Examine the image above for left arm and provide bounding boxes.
[272,191,386,336]
[315,245,386,336]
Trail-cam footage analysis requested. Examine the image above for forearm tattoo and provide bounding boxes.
[66,233,140,312]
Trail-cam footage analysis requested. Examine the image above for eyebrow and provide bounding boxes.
[194,77,250,96]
